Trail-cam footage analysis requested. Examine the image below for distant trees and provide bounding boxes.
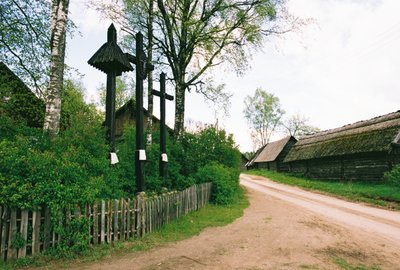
[243,88,319,148]
[283,114,320,138]
[243,88,284,148]
[98,77,133,109]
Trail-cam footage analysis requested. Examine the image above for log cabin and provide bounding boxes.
[247,136,297,172]
[284,111,400,182]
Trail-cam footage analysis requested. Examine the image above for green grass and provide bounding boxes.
[4,188,249,269]
[333,256,381,270]
[247,170,400,210]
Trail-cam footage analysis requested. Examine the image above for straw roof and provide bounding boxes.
[247,136,296,167]
[285,111,400,162]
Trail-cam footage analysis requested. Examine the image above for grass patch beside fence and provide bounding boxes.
[4,187,249,270]
[247,170,400,210]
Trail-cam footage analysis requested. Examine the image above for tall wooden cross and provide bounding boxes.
[152,72,174,183]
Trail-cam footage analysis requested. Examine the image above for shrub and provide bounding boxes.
[196,163,240,205]
[384,164,400,187]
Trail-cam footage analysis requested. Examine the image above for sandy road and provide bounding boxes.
[241,174,400,244]
[65,174,400,270]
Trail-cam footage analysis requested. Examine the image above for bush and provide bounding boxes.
[196,163,240,205]
[384,164,400,187]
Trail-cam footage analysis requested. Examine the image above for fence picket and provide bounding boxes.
[93,202,98,245]
[0,183,212,261]
[31,210,41,255]
[18,210,29,258]
[7,209,17,260]
[0,206,9,260]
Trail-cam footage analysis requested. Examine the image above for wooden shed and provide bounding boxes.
[115,99,172,136]
[247,136,297,172]
[284,111,400,182]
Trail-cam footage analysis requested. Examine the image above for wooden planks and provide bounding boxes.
[0,182,212,262]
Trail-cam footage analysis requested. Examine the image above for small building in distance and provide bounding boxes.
[115,99,172,136]
[240,154,249,171]
[247,136,297,172]
[284,111,400,182]
[0,62,45,127]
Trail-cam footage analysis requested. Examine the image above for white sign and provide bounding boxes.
[161,153,168,162]
[110,152,119,165]
[139,149,147,161]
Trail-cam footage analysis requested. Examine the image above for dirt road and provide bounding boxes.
[71,174,400,269]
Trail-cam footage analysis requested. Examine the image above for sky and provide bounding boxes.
[66,0,400,152]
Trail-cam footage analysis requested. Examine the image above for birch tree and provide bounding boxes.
[243,88,284,148]
[43,0,70,136]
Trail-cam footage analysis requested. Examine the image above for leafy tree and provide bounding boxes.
[98,76,133,109]
[243,88,284,148]
[43,0,71,137]
[93,0,301,139]
[0,0,51,97]
[283,114,320,138]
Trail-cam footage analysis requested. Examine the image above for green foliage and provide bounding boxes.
[243,88,285,147]
[384,164,400,187]
[196,163,240,205]
[0,0,51,92]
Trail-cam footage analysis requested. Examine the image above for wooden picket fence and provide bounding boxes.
[0,182,212,261]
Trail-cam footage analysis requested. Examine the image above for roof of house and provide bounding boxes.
[284,110,400,162]
[115,99,173,131]
[254,136,296,163]
[247,136,296,166]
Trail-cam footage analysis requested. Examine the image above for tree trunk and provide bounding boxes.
[43,0,70,137]
[146,0,154,146]
[174,81,185,139]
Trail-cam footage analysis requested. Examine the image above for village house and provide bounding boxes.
[0,62,45,127]
[115,99,172,136]
[284,111,400,182]
[247,136,297,172]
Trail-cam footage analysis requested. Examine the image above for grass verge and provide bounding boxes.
[247,170,400,210]
[2,187,249,270]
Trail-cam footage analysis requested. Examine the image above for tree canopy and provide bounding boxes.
[0,0,51,97]
[243,88,284,148]
[93,0,300,139]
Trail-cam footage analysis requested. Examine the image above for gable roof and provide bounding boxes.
[254,136,296,163]
[247,136,296,167]
[285,110,400,162]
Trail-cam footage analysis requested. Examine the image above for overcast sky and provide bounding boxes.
[66,0,400,152]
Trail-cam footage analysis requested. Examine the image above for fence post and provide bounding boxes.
[7,209,17,260]
[31,209,41,255]
[0,206,9,260]
[18,210,29,258]
[93,201,98,245]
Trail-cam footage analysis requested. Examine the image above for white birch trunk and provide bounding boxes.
[43,0,70,136]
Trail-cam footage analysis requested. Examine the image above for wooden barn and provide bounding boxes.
[0,62,45,127]
[247,136,297,172]
[284,111,400,182]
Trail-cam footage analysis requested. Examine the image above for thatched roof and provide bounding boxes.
[284,111,400,162]
[247,136,296,166]
[254,136,296,163]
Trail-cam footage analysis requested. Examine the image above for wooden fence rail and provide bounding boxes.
[0,182,212,261]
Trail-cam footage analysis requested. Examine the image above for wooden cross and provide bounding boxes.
[152,72,174,183]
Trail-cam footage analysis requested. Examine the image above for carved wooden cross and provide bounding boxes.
[152,72,174,183]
